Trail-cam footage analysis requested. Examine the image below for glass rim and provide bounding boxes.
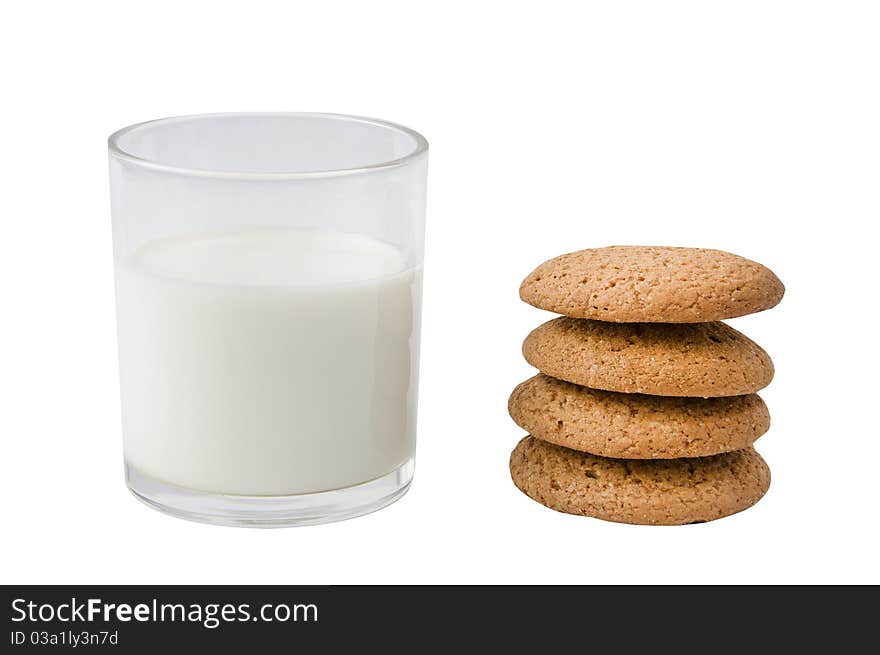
[107,112,429,180]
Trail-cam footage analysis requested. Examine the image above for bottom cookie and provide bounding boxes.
[509,436,770,525]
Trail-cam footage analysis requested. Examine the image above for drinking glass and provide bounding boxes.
[108,113,428,526]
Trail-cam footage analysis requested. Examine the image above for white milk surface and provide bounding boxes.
[115,228,420,495]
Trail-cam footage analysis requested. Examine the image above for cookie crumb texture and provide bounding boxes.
[519,245,784,323]
[523,317,774,397]
[509,374,770,458]
[509,436,771,525]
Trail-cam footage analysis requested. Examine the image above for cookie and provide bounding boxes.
[520,245,784,323]
[522,317,773,397]
[508,374,770,458]
[509,436,770,525]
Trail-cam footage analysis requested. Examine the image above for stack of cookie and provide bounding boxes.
[508,246,784,525]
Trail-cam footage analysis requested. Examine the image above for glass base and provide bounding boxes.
[125,458,414,528]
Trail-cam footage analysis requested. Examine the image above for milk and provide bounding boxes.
[114,228,421,496]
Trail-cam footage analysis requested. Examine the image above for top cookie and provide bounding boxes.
[520,246,784,323]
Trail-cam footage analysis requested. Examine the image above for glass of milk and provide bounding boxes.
[108,113,428,527]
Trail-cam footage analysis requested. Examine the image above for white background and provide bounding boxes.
[2,1,878,585]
